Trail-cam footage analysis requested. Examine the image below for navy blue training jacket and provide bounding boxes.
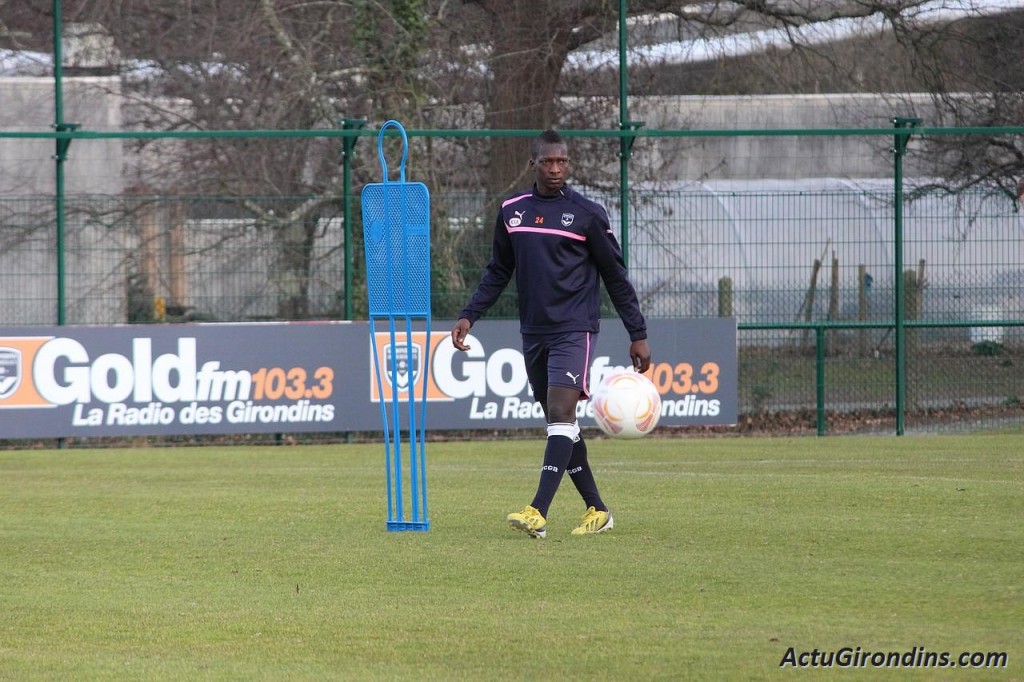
[459,184,647,341]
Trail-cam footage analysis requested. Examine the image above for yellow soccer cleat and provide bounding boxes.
[506,505,547,538]
[571,506,613,535]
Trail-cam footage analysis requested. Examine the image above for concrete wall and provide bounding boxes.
[2,85,934,195]
[1,76,125,325]
[628,93,938,180]
[0,76,124,196]
[0,82,1011,327]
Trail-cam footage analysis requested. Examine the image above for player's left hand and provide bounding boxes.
[630,339,651,374]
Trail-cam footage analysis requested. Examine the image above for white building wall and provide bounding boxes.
[0,76,124,195]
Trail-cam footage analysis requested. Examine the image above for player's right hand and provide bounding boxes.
[451,318,472,351]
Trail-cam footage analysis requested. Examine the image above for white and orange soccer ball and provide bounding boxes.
[591,370,661,439]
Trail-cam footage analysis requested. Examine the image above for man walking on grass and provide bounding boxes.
[451,129,652,538]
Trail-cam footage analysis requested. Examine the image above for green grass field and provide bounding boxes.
[1,434,1021,680]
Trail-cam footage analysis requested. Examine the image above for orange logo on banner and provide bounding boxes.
[370,331,452,402]
[0,337,54,408]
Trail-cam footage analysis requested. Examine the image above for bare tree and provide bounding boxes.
[895,8,1024,197]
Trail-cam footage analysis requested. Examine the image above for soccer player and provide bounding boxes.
[450,129,651,538]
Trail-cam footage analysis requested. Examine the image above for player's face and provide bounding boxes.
[531,142,569,196]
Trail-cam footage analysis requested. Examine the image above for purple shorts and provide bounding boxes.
[521,331,595,401]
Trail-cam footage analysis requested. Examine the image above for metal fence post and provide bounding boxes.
[816,324,826,436]
[341,118,366,321]
[892,117,920,436]
[53,0,67,326]
[617,0,642,266]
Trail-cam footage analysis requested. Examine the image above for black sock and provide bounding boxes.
[566,436,607,512]
[529,431,575,518]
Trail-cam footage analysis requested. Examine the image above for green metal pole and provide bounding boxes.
[52,0,77,449]
[892,117,919,436]
[816,324,826,436]
[618,0,629,261]
[341,118,366,320]
[53,0,66,326]
[617,0,642,266]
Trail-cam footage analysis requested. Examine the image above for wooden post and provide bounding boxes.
[718,276,733,317]
[801,259,822,350]
[903,263,924,407]
[169,201,187,314]
[858,264,868,356]
[829,251,839,321]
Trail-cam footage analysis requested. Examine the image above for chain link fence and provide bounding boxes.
[1,128,1022,435]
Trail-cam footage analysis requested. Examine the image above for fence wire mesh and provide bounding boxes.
[1,130,1022,436]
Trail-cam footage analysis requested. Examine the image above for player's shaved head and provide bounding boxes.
[531,129,565,159]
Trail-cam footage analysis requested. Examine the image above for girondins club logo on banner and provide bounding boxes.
[385,341,420,391]
[0,347,21,400]
[369,331,452,403]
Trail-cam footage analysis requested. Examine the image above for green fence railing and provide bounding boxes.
[2,125,1023,435]
[3,0,1018,441]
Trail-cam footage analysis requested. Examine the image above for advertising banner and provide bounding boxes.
[0,318,736,439]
